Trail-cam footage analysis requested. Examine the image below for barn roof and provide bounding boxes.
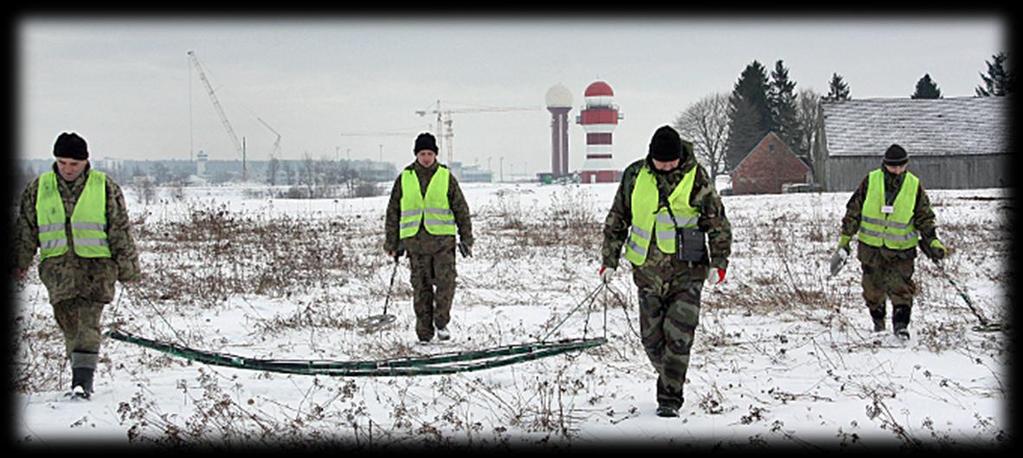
[821,96,1010,157]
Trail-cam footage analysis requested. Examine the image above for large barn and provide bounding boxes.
[731,131,811,195]
[813,96,1010,191]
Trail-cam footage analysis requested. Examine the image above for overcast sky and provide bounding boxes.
[17,15,1006,176]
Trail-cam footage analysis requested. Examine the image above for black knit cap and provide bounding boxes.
[883,143,908,165]
[648,125,682,161]
[53,132,89,160]
[413,132,438,154]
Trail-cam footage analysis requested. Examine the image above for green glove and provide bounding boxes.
[929,239,947,260]
[837,234,852,254]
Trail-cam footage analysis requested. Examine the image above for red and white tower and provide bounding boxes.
[576,80,623,183]
[545,83,573,177]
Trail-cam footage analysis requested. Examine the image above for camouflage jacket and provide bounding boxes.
[839,168,939,265]
[383,161,473,255]
[601,153,732,285]
[14,163,141,304]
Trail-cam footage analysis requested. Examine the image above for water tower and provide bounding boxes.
[545,83,573,177]
[576,80,623,183]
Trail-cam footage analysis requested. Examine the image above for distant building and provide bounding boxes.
[345,159,396,182]
[450,161,492,183]
[815,96,1010,191]
[731,132,811,195]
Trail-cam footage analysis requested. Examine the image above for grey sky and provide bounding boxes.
[18,16,1006,176]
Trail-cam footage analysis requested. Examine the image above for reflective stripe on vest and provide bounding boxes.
[399,166,456,238]
[36,170,111,259]
[624,165,699,266]
[858,169,919,250]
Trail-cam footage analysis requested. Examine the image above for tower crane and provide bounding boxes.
[337,131,422,137]
[416,100,540,164]
[256,116,281,160]
[187,50,247,180]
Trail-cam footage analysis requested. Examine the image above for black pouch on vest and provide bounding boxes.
[676,228,709,263]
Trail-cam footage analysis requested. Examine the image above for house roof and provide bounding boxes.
[821,96,1010,157]
[734,131,810,173]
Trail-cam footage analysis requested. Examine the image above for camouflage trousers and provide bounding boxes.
[634,273,704,410]
[861,258,916,328]
[408,248,457,341]
[52,297,105,370]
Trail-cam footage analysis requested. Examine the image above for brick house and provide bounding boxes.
[730,131,811,195]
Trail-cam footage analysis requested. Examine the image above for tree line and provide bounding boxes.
[674,51,1013,182]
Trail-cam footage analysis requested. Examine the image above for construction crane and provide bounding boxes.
[187,50,247,180]
[416,100,540,164]
[337,131,421,137]
[256,116,281,160]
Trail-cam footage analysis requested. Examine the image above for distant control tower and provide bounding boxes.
[576,80,623,183]
[196,150,209,177]
[545,83,573,177]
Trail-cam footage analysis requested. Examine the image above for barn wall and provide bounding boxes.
[825,154,1009,192]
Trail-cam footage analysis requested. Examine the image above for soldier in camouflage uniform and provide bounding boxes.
[600,125,732,417]
[384,132,473,343]
[830,144,947,340]
[13,132,141,398]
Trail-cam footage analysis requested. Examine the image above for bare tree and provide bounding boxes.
[674,93,730,180]
[795,89,825,185]
[266,157,280,187]
[794,89,822,160]
[135,176,157,205]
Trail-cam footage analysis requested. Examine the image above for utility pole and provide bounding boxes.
[242,136,247,182]
[188,54,193,163]
[379,144,383,162]
[500,156,504,183]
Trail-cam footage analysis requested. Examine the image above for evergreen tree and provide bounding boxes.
[976,51,1013,96]
[911,73,942,99]
[825,73,851,101]
[724,60,771,171]
[767,59,800,153]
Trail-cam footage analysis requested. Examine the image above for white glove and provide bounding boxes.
[829,248,848,277]
[707,267,726,286]
[599,265,615,284]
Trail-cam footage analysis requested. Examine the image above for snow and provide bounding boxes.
[13,182,1009,449]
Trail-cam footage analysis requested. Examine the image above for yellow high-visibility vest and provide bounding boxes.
[858,169,919,250]
[36,170,111,259]
[624,165,699,266]
[399,166,456,238]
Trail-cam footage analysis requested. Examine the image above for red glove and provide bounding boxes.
[599,265,615,284]
[708,267,726,285]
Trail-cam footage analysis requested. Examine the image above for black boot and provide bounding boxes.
[655,375,683,417]
[656,405,680,417]
[892,304,911,340]
[869,305,886,332]
[71,367,94,399]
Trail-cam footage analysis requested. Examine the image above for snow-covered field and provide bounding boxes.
[13,181,1011,450]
